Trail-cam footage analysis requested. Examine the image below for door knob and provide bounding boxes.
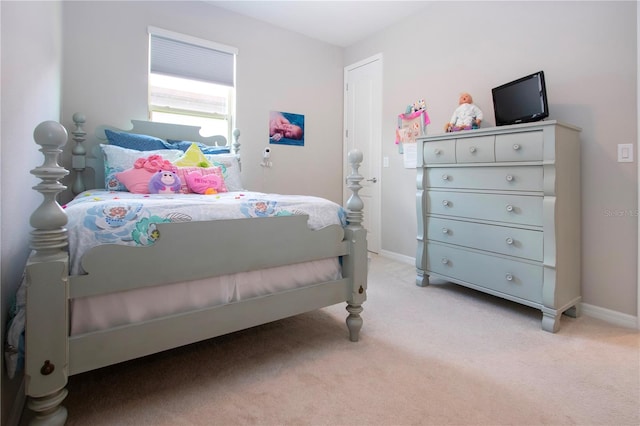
[366,177,378,183]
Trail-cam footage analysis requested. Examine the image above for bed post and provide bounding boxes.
[25,121,70,426]
[70,113,87,195]
[232,128,241,170]
[343,149,367,342]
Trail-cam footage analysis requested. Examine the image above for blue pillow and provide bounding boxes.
[165,139,230,154]
[104,129,167,151]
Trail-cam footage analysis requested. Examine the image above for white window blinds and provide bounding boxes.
[148,26,237,87]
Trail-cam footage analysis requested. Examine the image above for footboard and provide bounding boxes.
[68,215,352,375]
[24,120,367,426]
[72,216,347,297]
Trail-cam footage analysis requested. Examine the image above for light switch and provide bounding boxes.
[383,156,389,168]
[618,144,633,162]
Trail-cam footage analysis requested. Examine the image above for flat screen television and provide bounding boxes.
[492,71,549,126]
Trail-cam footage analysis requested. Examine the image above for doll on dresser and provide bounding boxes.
[444,92,483,132]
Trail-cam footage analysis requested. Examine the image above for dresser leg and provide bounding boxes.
[541,311,561,333]
[416,271,430,287]
[563,304,582,318]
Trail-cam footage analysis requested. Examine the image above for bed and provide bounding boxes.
[17,114,368,425]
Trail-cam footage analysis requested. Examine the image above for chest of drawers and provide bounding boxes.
[416,121,581,332]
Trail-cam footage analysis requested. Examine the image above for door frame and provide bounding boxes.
[636,4,639,330]
[343,53,383,253]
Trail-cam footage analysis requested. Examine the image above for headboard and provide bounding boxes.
[69,112,241,196]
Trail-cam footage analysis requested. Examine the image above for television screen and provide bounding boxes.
[492,71,549,126]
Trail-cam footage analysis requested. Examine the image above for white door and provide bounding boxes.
[344,54,382,253]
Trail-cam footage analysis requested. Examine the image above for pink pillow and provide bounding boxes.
[115,154,176,194]
[175,167,228,194]
[115,167,155,194]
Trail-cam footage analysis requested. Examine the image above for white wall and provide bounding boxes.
[345,1,638,317]
[61,1,345,203]
[0,1,63,423]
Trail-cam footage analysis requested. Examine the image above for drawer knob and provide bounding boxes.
[505,237,514,245]
[434,148,441,155]
[441,257,449,265]
[506,174,514,182]
[505,273,514,281]
[513,144,521,150]
[442,227,449,234]
[442,200,450,207]
[506,204,514,212]
[469,146,477,153]
[442,174,449,181]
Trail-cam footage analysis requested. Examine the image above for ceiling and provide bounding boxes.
[207,1,430,47]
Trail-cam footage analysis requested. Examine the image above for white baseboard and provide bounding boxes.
[377,250,640,331]
[581,303,639,330]
[378,249,414,265]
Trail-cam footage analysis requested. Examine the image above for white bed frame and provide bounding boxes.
[25,115,367,425]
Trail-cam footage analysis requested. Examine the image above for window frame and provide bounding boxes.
[147,26,237,140]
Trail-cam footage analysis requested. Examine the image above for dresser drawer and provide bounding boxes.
[427,166,543,191]
[423,140,455,164]
[427,191,543,226]
[426,217,543,261]
[426,242,543,303]
[495,131,544,162]
[456,135,495,163]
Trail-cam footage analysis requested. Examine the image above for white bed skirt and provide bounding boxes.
[70,258,341,335]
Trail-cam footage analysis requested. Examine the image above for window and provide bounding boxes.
[148,27,237,138]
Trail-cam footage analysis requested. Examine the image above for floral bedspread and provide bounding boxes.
[64,190,346,275]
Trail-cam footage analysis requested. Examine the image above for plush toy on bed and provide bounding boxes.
[444,92,483,132]
[184,170,225,195]
[148,170,182,194]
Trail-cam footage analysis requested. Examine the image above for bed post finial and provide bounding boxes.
[232,128,241,152]
[30,121,70,256]
[71,113,87,195]
[344,149,366,342]
[345,149,364,229]
[232,128,241,170]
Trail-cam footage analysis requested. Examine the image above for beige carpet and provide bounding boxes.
[24,255,640,425]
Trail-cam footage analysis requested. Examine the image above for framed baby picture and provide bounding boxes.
[269,111,305,146]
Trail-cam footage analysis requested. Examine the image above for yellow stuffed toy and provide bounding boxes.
[173,143,212,168]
